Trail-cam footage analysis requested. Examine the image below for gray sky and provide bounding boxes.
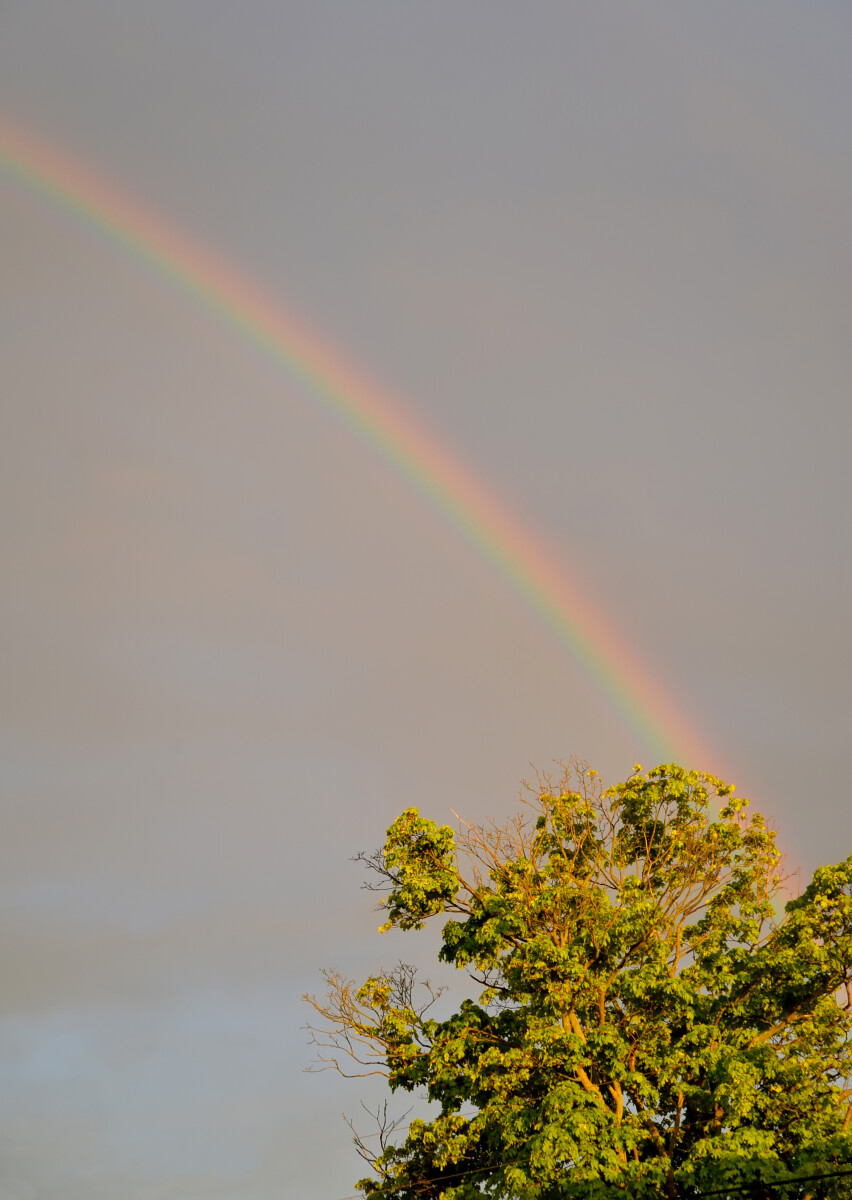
[1,3,851,1196]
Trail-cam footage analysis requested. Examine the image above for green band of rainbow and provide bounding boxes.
[0,114,713,768]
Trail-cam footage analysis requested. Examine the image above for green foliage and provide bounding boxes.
[305,762,852,1198]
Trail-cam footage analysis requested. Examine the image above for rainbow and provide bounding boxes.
[0,114,713,767]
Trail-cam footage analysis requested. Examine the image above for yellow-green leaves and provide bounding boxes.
[379,808,460,932]
[310,761,852,1199]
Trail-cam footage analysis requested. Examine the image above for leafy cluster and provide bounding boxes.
[305,762,852,1198]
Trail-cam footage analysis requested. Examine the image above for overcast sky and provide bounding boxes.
[1,4,851,1197]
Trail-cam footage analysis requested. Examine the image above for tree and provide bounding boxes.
[305,761,852,1199]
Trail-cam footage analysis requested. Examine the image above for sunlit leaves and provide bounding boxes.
[307,761,852,1198]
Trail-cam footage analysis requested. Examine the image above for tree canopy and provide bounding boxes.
[305,762,852,1199]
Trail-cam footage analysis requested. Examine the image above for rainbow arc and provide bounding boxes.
[0,114,713,768]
